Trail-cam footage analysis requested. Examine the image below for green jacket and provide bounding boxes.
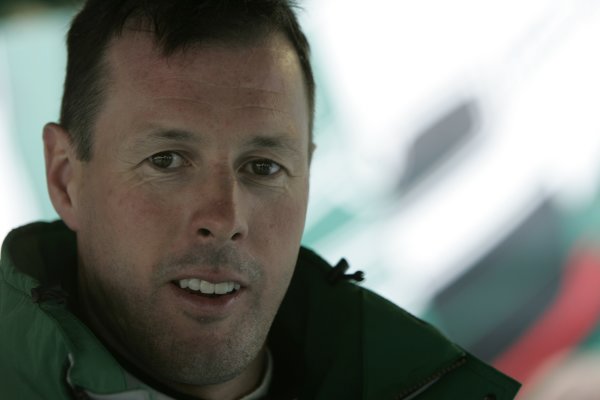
[0,221,520,399]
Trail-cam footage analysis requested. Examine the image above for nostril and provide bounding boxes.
[231,232,242,241]
[198,228,211,237]
[197,228,243,240]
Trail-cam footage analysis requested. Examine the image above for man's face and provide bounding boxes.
[69,31,311,392]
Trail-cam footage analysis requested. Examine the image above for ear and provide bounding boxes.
[43,123,81,231]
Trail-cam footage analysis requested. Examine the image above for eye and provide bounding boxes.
[147,152,187,169]
[245,159,282,176]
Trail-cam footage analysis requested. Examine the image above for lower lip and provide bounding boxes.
[168,283,243,317]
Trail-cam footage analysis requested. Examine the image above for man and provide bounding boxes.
[0,1,520,399]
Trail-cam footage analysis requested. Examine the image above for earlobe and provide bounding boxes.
[43,122,80,231]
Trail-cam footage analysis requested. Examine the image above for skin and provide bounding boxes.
[44,30,312,400]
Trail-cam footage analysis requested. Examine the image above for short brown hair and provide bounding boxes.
[60,0,315,160]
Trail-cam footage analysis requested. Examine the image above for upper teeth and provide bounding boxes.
[178,279,240,295]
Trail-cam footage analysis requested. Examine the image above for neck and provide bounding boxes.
[166,348,268,400]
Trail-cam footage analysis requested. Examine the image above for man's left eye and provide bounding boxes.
[246,159,282,176]
[147,152,187,169]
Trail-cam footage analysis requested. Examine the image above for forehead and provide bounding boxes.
[104,30,306,108]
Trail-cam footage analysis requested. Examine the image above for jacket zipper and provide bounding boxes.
[395,356,467,400]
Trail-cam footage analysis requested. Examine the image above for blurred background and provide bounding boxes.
[2,0,600,398]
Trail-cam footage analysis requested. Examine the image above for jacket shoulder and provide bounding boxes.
[287,247,520,399]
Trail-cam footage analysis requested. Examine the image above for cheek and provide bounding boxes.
[251,189,308,283]
[119,189,185,248]
[271,203,305,238]
[85,182,184,267]
[115,189,166,225]
[258,191,307,245]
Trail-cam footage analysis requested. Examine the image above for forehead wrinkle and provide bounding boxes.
[145,77,285,95]
[147,97,285,111]
[134,72,285,88]
[134,78,288,116]
[140,78,286,105]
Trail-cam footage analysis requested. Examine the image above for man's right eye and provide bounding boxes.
[147,152,187,169]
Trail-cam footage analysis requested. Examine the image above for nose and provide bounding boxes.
[191,171,247,243]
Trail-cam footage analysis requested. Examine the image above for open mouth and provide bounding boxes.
[172,278,242,297]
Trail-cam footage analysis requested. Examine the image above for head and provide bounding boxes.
[44,0,314,398]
